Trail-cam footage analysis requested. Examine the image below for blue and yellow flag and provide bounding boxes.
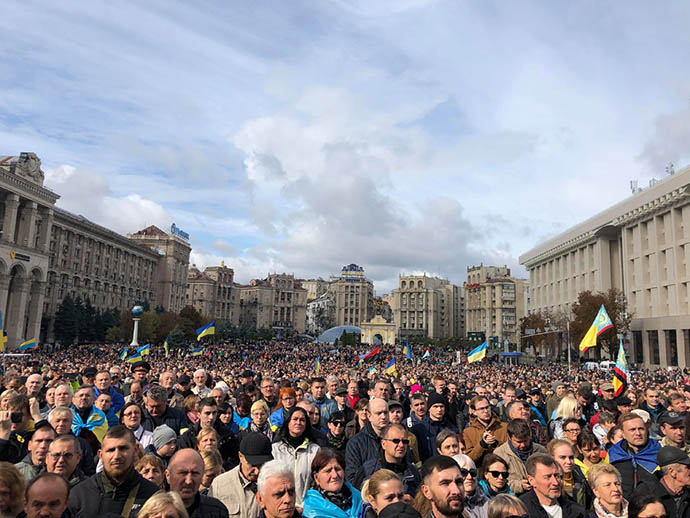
[191,347,204,357]
[0,311,6,353]
[403,341,413,360]
[314,356,321,374]
[164,338,169,358]
[467,341,487,364]
[137,344,151,356]
[119,348,128,361]
[384,358,396,375]
[368,366,377,375]
[579,305,614,352]
[19,338,38,352]
[196,321,215,341]
[126,352,143,364]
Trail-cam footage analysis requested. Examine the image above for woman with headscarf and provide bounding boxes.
[271,406,321,507]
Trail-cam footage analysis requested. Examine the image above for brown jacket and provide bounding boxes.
[463,415,508,465]
[494,441,547,494]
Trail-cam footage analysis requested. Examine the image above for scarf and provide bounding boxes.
[72,406,106,437]
[465,489,488,510]
[327,431,346,450]
[478,479,512,498]
[594,497,628,518]
[317,481,352,511]
[508,440,533,463]
[284,433,306,449]
[607,439,660,475]
[250,421,274,441]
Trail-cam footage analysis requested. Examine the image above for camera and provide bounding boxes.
[10,412,23,424]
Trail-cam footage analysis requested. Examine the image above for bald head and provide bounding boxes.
[367,397,390,435]
[166,448,204,507]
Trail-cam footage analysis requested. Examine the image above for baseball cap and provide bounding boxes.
[335,386,347,396]
[240,369,255,378]
[615,396,632,407]
[388,400,403,410]
[659,411,685,426]
[601,382,615,392]
[82,367,97,377]
[178,373,191,385]
[658,446,690,467]
[239,432,273,465]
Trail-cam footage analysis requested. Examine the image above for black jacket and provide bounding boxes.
[633,476,690,518]
[0,431,30,463]
[178,420,239,469]
[411,416,458,461]
[141,405,189,434]
[356,453,421,496]
[520,489,588,518]
[68,467,160,518]
[345,420,383,484]
[186,493,229,518]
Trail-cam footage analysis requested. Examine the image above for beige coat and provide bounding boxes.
[271,438,320,506]
[208,465,259,518]
[494,441,547,495]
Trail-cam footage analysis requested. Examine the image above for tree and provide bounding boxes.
[571,288,632,360]
[179,306,204,340]
[54,296,78,345]
[520,310,559,359]
[167,325,186,348]
[105,326,125,343]
[138,312,159,343]
[154,312,180,343]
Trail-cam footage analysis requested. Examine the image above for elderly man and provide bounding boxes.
[141,384,189,434]
[108,366,123,392]
[46,434,86,487]
[209,432,273,517]
[166,448,229,518]
[520,454,587,518]
[94,371,125,415]
[160,371,185,409]
[71,386,108,456]
[69,425,159,517]
[192,369,211,398]
[256,460,301,518]
[47,407,96,476]
[506,400,547,445]
[633,446,690,518]
[495,418,547,495]
[54,384,73,409]
[25,473,71,518]
[15,421,56,483]
[25,374,44,400]
[345,397,389,484]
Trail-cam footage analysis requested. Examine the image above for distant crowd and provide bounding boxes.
[0,339,688,518]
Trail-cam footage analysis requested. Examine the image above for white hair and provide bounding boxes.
[257,460,294,495]
[55,384,74,396]
[48,406,74,421]
[327,375,339,384]
[453,454,476,470]
[194,369,206,377]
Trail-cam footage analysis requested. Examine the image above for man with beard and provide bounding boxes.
[69,425,159,517]
[520,454,587,518]
[495,419,547,495]
[419,455,465,518]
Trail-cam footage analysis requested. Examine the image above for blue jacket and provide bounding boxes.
[302,482,363,518]
[308,395,338,426]
[94,386,125,415]
[270,407,288,430]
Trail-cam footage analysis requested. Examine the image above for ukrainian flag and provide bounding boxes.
[119,348,128,361]
[467,341,487,364]
[384,358,396,375]
[164,338,169,358]
[137,344,151,356]
[404,341,413,360]
[196,321,215,341]
[126,352,143,364]
[314,356,321,374]
[579,304,614,352]
[19,338,38,352]
[191,347,204,357]
[368,366,377,375]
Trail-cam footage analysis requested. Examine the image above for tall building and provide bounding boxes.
[330,264,374,327]
[391,274,463,340]
[520,165,690,367]
[238,273,307,333]
[128,225,191,313]
[186,263,238,324]
[301,278,328,302]
[306,292,335,336]
[464,265,527,347]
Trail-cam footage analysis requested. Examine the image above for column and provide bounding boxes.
[677,328,689,369]
[659,330,669,367]
[25,280,45,342]
[23,202,38,249]
[0,273,9,323]
[6,276,30,348]
[642,329,651,367]
[2,194,19,244]
[37,208,54,253]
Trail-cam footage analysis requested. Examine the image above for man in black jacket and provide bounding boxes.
[178,397,239,469]
[520,453,587,518]
[69,425,159,518]
[141,384,189,434]
[345,397,389,484]
[166,448,229,518]
[633,446,690,518]
[0,394,32,463]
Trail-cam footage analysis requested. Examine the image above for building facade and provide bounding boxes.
[186,263,238,324]
[306,292,335,336]
[519,165,690,367]
[391,274,463,340]
[464,265,527,348]
[301,278,329,302]
[238,273,307,333]
[330,264,374,327]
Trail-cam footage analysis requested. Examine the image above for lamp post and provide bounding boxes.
[130,305,144,347]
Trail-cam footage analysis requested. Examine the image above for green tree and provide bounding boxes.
[154,312,180,343]
[179,306,204,340]
[105,326,125,343]
[54,295,78,345]
[138,312,159,343]
[168,325,186,348]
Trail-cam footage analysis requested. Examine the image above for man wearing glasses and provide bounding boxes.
[520,453,587,518]
[495,419,547,495]
[464,395,508,468]
[356,423,421,502]
[46,435,86,487]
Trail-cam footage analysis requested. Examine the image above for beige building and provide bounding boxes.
[301,278,329,302]
[361,315,397,345]
[238,273,307,333]
[186,263,238,324]
[330,264,374,327]
[519,165,690,367]
[464,265,527,347]
[391,274,463,340]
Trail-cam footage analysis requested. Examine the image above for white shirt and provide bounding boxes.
[542,503,563,518]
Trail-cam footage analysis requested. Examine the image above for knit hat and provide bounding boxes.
[410,384,422,395]
[152,424,177,451]
[427,391,446,408]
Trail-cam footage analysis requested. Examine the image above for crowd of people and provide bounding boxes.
[0,339,688,518]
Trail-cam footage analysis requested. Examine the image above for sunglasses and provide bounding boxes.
[331,421,345,427]
[460,468,477,478]
[487,470,509,479]
[384,438,410,445]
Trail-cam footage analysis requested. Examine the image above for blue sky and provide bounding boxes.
[2,1,690,293]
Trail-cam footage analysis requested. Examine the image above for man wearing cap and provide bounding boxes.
[177,373,194,399]
[660,412,690,453]
[333,386,354,424]
[235,370,255,399]
[128,360,151,390]
[633,446,690,518]
[209,432,273,518]
[81,367,97,387]
[411,391,458,462]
